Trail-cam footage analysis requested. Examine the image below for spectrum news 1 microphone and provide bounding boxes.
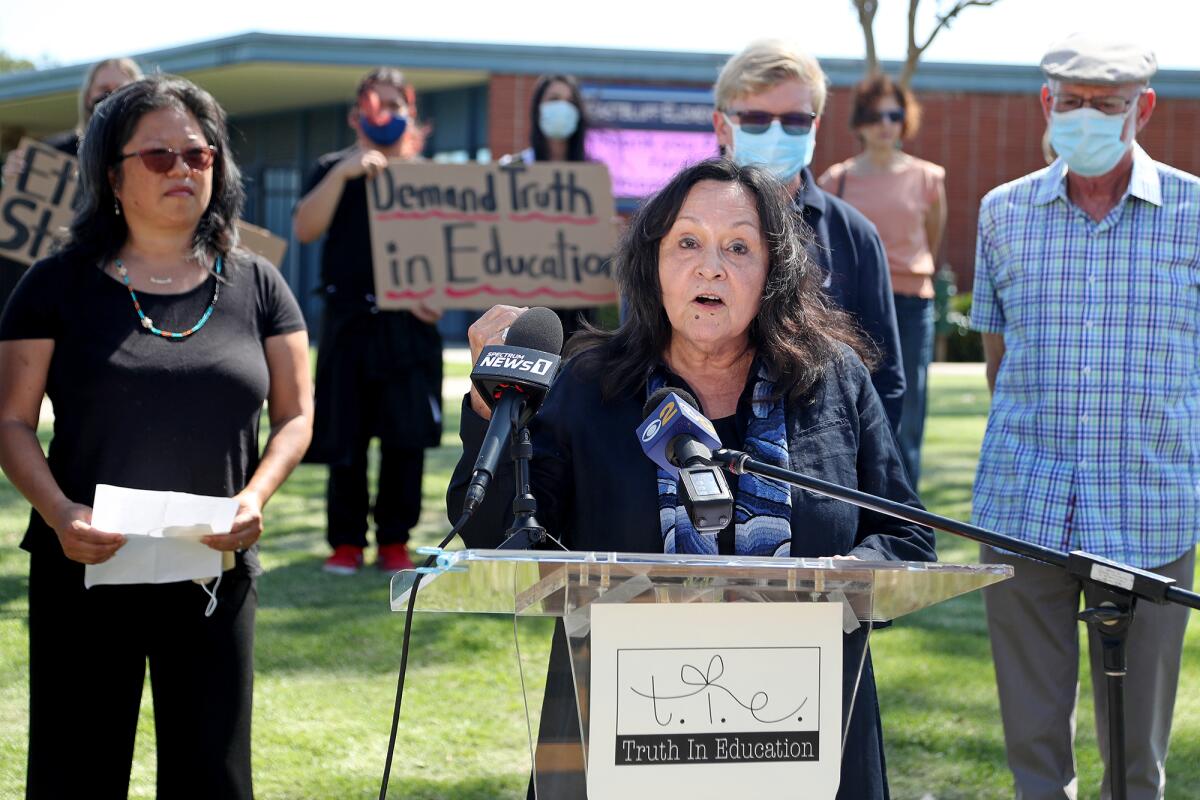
[636,387,734,533]
[462,307,564,515]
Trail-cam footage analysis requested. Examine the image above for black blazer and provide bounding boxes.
[448,345,932,563]
[447,347,935,799]
[794,168,906,434]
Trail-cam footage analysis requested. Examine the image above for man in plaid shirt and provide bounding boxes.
[972,34,1197,800]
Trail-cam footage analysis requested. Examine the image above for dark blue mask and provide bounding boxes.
[360,113,408,146]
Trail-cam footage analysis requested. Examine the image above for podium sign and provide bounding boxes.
[392,549,1012,799]
[588,603,842,799]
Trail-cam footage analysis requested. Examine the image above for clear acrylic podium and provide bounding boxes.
[391,549,1011,798]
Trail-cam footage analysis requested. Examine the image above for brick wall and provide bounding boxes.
[489,74,1200,292]
[489,74,540,162]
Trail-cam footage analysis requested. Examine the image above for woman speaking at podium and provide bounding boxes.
[447,158,935,798]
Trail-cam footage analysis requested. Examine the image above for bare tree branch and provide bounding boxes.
[900,0,1002,88]
[851,0,882,77]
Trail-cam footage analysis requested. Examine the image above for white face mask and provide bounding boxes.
[1049,104,1136,177]
[539,100,580,140]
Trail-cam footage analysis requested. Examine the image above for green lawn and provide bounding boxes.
[0,369,1196,798]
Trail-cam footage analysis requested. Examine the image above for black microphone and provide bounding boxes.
[462,307,564,514]
[637,387,734,532]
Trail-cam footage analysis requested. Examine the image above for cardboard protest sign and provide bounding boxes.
[0,139,288,270]
[0,138,79,266]
[236,220,288,266]
[367,161,618,310]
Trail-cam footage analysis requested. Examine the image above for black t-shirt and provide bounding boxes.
[0,250,306,554]
[302,149,375,299]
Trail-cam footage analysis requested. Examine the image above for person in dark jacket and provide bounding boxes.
[294,67,443,575]
[447,158,935,799]
[710,39,905,433]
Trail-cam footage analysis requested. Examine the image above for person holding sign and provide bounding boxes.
[711,41,905,435]
[0,75,313,798]
[0,57,143,312]
[447,159,935,799]
[503,73,600,341]
[294,67,443,575]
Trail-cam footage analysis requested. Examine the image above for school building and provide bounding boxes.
[1,32,1197,339]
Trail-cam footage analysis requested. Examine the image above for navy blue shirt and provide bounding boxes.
[794,168,905,433]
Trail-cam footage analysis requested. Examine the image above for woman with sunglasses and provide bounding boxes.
[0,75,312,798]
[818,74,946,488]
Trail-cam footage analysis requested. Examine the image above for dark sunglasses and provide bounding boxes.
[861,109,905,125]
[726,110,817,136]
[116,145,218,174]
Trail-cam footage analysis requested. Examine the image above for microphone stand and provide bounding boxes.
[497,398,549,550]
[711,447,1200,800]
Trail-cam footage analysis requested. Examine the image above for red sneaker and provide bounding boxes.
[377,543,415,573]
[323,545,364,575]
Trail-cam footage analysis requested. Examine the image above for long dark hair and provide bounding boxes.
[570,158,876,403]
[67,74,244,269]
[529,74,588,162]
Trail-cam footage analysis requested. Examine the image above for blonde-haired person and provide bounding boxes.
[818,74,946,488]
[1,56,143,314]
[711,40,905,434]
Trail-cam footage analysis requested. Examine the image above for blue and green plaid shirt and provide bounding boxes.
[971,145,1200,569]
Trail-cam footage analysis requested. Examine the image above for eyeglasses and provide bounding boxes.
[724,110,817,136]
[1050,93,1141,116]
[860,109,905,125]
[116,145,218,174]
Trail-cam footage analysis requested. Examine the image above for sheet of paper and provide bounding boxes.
[85,485,238,588]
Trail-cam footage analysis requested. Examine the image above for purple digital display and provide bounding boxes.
[585,129,719,199]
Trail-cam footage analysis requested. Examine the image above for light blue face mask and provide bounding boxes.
[1049,106,1134,177]
[539,100,580,140]
[727,117,815,183]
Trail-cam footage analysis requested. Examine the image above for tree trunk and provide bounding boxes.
[852,0,881,77]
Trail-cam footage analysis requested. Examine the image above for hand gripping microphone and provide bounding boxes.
[462,307,564,514]
[636,387,733,532]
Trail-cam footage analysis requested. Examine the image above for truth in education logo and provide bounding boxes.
[613,647,820,766]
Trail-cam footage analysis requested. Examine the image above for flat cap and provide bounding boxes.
[1041,33,1157,84]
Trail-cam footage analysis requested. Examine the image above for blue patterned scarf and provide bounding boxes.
[649,364,793,556]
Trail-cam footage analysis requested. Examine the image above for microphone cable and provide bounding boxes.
[378,510,472,800]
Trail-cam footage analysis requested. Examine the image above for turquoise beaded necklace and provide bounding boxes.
[115,255,222,340]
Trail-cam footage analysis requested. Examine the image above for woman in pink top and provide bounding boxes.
[818,75,946,488]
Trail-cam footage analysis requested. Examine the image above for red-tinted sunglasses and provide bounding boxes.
[116,145,217,174]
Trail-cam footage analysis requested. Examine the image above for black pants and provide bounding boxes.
[327,443,424,548]
[26,549,256,800]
